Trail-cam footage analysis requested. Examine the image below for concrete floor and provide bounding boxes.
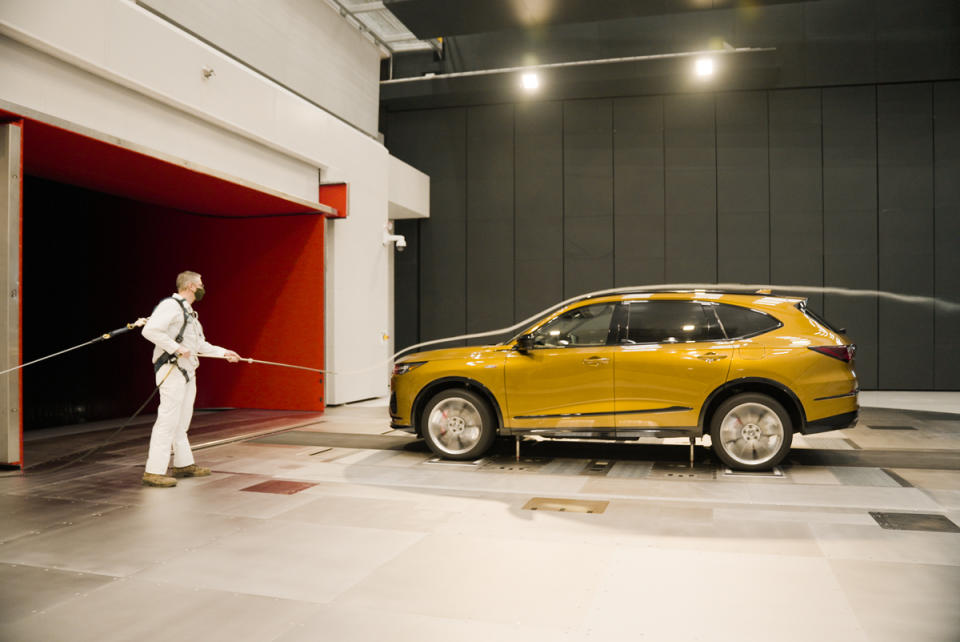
[1,393,959,641]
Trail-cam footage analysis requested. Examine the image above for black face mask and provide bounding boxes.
[194,287,205,302]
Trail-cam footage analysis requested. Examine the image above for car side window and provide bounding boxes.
[624,301,724,344]
[532,303,617,347]
[715,304,782,339]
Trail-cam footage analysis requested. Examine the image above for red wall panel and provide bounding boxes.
[22,179,325,429]
[188,215,326,410]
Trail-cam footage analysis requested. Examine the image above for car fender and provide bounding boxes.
[698,377,807,433]
[412,377,505,436]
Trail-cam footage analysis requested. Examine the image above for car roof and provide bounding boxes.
[573,290,807,309]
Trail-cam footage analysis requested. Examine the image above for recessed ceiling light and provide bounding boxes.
[521,72,539,90]
[695,57,714,77]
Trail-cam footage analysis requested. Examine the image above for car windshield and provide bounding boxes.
[503,302,616,346]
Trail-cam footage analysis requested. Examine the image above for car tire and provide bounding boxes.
[421,388,497,460]
[709,393,793,471]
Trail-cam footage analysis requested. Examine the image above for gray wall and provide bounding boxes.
[388,81,960,391]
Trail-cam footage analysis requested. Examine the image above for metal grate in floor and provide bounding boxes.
[582,460,616,476]
[523,497,609,514]
[869,512,960,533]
[649,462,716,480]
[480,455,552,473]
[240,480,317,495]
[423,457,487,467]
[867,425,917,431]
[722,466,784,478]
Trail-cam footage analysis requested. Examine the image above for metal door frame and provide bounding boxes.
[0,121,22,468]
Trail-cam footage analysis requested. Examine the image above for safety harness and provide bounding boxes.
[152,296,191,382]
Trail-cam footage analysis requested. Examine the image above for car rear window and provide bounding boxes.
[714,304,782,339]
[624,301,724,344]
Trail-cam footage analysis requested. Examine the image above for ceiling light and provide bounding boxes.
[521,72,539,90]
[695,57,714,77]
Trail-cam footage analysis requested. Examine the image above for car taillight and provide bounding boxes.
[808,345,856,363]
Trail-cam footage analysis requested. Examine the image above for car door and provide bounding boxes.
[614,300,732,433]
[505,302,618,431]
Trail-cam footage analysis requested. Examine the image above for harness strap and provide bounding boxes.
[152,296,191,382]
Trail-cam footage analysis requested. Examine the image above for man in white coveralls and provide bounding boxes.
[141,270,240,487]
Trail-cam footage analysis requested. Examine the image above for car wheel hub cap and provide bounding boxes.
[742,424,761,441]
[718,402,784,466]
[427,398,482,456]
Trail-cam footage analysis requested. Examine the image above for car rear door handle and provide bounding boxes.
[583,356,609,366]
[697,352,728,362]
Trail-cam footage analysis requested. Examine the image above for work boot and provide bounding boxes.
[142,472,177,487]
[169,464,211,478]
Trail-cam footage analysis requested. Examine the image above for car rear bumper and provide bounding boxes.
[802,409,859,434]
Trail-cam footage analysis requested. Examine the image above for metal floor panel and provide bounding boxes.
[0,494,124,544]
[0,502,255,577]
[135,520,425,604]
[0,575,319,642]
[0,562,116,625]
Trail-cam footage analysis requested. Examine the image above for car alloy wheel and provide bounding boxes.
[422,388,496,459]
[710,393,792,470]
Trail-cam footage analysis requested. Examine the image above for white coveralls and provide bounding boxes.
[142,294,226,475]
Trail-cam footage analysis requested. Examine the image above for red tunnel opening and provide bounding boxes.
[3,110,342,435]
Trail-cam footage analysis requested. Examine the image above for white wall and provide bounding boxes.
[389,155,430,220]
[140,0,382,137]
[0,0,428,404]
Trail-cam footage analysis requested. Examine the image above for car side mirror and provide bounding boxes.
[515,334,535,353]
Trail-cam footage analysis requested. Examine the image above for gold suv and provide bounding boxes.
[390,291,859,470]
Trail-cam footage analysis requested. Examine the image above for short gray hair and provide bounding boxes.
[176,271,201,291]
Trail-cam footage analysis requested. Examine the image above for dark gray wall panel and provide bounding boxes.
[563,99,614,298]
[934,81,960,389]
[876,1,960,84]
[804,0,876,86]
[716,91,769,286]
[664,93,716,284]
[613,96,665,288]
[769,88,823,311]
[388,108,467,343]
[822,86,878,389]
[387,110,430,349]
[515,101,564,323]
[466,104,515,333]
[878,84,934,389]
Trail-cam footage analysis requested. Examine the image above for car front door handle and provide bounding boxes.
[583,356,609,366]
[697,352,729,362]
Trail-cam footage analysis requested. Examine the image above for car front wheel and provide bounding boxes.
[421,388,496,460]
[710,393,793,471]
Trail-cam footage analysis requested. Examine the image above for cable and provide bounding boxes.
[0,318,147,377]
[201,354,326,374]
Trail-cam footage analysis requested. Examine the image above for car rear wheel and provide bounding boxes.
[421,388,496,460]
[710,393,793,471]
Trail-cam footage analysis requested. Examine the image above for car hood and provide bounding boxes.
[397,344,507,363]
